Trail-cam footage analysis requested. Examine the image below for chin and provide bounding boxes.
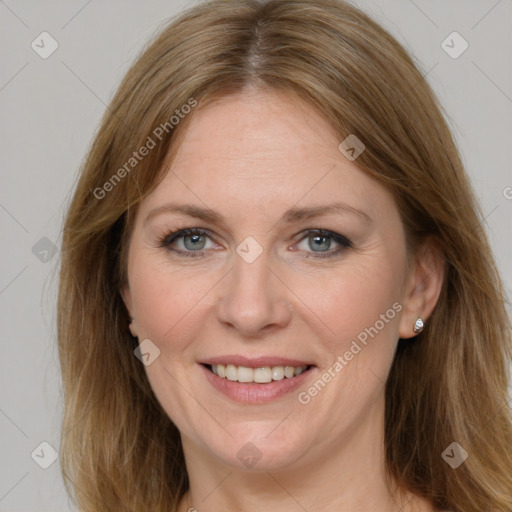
[198,424,309,472]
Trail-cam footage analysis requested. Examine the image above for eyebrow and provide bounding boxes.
[144,201,372,227]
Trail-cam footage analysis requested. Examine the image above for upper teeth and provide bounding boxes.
[211,364,308,383]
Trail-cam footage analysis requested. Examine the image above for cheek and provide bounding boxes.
[128,251,218,353]
[292,254,404,353]
[290,257,404,427]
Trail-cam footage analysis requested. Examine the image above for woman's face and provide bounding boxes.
[122,89,418,472]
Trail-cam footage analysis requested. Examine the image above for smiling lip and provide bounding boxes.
[199,355,316,404]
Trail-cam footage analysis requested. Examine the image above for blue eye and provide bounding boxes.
[160,228,215,257]
[295,229,351,258]
[159,228,351,259]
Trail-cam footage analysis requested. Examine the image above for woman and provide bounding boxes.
[57,0,512,511]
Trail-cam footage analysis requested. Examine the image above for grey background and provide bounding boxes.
[0,1,511,511]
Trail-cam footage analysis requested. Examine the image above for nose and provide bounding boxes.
[215,249,292,338]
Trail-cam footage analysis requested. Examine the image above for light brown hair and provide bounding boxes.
[58,1,512,510]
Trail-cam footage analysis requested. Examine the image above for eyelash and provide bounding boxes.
[157,228,352,259]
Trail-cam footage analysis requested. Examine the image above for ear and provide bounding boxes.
[398,237,445,339]
[120,283,138,338]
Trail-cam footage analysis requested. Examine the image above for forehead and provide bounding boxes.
[137,90,394,224]
[170,90,336,176]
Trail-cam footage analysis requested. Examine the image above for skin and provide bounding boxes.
[122,88,444,512]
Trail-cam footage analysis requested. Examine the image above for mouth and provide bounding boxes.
[203,363,312,383]
[199,357,316,404]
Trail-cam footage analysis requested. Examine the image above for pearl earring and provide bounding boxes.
[413,318,424,333]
